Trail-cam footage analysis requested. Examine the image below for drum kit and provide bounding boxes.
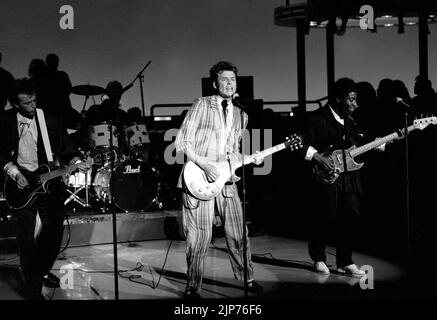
[65,84,162,213]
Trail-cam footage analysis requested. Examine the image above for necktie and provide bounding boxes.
[221,100,228,125]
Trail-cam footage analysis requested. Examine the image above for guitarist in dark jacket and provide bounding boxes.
[299,78,386,277]
[0,79,87,299]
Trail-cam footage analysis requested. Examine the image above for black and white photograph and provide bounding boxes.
[0,0,436,314]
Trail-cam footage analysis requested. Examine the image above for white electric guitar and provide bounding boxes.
[183,134,303,200]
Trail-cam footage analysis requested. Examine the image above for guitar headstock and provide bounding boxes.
[285,134,303,151]
[414,116,437,130]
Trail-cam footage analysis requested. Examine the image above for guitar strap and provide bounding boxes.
[36,108,54,167]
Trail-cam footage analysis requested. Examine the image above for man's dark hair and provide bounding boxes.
[9,78,36,106]
[209,61,238,85]
[330,77,357,102]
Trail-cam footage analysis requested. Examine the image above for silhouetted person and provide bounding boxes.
[375,78,401,135]
[45,53,74,122]
[354,81,377,136]
[0,52,15,113]
[28,59,50,113]
[127,106,145,124]
[84,81,129,152]
[411,75,437,115]
[393,80,411,102]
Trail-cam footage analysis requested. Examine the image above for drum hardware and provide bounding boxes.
[71,84,105,115]
[89,123,120,151]
[64,166,93,208]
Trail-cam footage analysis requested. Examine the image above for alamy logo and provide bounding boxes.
[359,5,375,31]
[59,5,74,30]
[359,265,374,289]
[60,264,74,290]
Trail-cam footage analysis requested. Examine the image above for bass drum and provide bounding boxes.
[93,159,158,212]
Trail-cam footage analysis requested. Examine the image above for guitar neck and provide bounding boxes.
[350,125,415,157]
[259,143,287,158]
[246,142,287,164]
[39,163,80,184]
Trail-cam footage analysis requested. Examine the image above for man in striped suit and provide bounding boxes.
[175,61,264,298]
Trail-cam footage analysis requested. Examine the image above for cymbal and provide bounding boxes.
[71,85,105,96]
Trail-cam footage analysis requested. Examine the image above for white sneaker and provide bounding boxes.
[337,264,365,277]
[314,261,330,275]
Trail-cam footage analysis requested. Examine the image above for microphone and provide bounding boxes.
[395,97,411,109]
[232,93,249,112]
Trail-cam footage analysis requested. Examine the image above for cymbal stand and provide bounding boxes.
[80,94,90,114]
[128,60,152,118]
[108,120,119,300]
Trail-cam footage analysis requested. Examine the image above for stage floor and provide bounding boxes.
[0,235,408,300]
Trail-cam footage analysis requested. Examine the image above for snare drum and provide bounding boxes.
[67,169,92,188]
[89,123,119,150]
[93,159,157,212]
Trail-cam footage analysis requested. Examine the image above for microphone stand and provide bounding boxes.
[127,60,152,118]
[232,96,251,297]
[108,120,119,300]
[396,98,411,275]
[240,108,249,298]
[403,108,411,275]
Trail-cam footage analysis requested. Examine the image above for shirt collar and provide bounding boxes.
[214,95,233,109]
[328,105,344,125]
[17,112,34,125]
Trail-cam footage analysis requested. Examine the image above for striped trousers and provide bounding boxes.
[182,183,254,293]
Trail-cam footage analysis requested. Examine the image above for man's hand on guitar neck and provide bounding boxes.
[245,151,264,165]
[69,157,91,173]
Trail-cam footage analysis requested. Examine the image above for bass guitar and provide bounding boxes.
[183,134,303,200]
[313,116,437,185]
[4,158,93,210]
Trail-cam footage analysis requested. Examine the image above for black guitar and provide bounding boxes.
[4,158,92,210]
[312,117,437,184]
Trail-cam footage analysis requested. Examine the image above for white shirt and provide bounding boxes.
[17,112,39,171]
[3,113,39,179]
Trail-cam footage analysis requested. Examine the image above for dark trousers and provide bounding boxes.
[14,184,65,295]
[308,188,361,268]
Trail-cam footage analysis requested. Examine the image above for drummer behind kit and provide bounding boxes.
[65,83,166,213]
[65,122,158,213]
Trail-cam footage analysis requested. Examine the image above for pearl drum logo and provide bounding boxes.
[123,164,141,174]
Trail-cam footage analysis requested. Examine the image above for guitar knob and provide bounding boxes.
[198,188,202,192]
